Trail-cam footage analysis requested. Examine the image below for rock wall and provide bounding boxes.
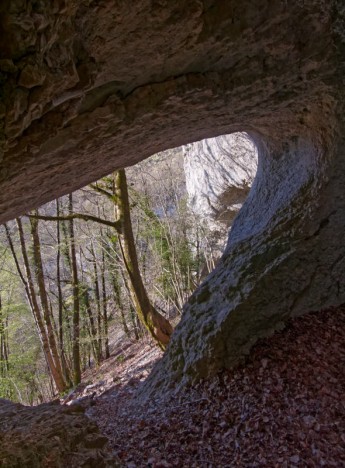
[183,132,257,253]
[0,0,342,224]
[1,1,344,392]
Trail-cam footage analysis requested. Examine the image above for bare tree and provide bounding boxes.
[67,194,81,385]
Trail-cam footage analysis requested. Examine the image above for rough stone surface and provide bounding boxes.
[1,1,345,391]
[184,132,257,252]
[0,398,118,467]
[184,133,257,224]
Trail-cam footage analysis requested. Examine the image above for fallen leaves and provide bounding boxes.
[88,305,345,467]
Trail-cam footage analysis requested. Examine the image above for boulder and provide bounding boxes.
[0,398,118,467]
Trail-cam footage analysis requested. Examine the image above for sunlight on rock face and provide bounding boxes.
[183,132,258,256]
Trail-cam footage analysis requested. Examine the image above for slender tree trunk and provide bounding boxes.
[68,194,81,385]
[115,268,131,338]
[91,242,103,360]
[30,214,68,392]
[0,292,8,376]
[120,268,140,340]
[129,303,140,341]
[4,314,9,370]
[61,212,74,365]
[56,201,64,357]
[101,249,110,358]
[13,220,62,391]
[105,239,131,338]
[6,220,67,392]
[83,286,101,364]
[113,169,173,350]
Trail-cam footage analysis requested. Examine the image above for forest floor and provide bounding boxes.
[65,305,345,467]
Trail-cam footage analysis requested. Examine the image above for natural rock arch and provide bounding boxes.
[1,1,344,390]
[144,125,345,392]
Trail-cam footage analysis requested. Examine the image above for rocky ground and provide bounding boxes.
[1,306,344,467]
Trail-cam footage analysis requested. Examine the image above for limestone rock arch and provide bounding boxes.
[0,0,344,390]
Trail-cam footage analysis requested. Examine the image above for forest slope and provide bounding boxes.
[1,305,343,467]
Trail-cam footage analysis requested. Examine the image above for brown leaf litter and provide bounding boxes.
[87,305,345,467]
[2,306,343,467]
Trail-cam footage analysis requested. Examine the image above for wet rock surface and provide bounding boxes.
[0,398,118,467]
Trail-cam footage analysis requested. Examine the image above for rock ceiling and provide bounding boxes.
[0,0,342,222]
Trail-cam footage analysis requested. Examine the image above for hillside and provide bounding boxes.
[1,305,343,466]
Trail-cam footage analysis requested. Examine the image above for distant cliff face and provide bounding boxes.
[184,133,257,243]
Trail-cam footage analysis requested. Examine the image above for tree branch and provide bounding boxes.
[89,184,116,202]
[4,223,28,289]
[27,213,119,230]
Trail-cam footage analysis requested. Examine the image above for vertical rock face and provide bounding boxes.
[183,132,258,252]
[0,1,344,391]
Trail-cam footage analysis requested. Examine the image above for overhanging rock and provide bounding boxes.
[1,1,344,390]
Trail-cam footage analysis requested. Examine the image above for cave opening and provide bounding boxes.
[1,0,344,464]
[126,130,259,318]
[0,129,260,405]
